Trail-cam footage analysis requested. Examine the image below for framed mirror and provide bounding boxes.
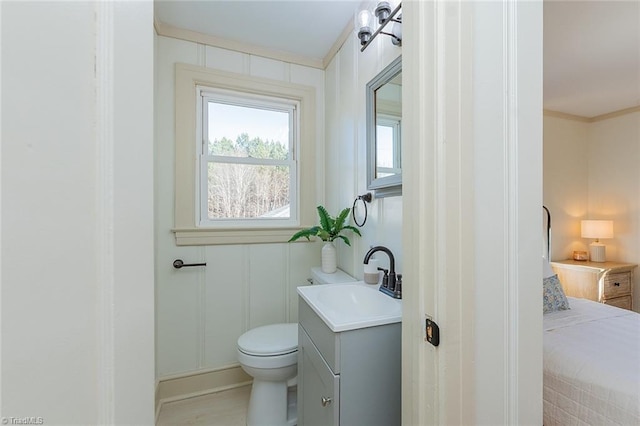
[366,56,402,197]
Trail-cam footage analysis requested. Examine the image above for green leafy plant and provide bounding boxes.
[289,205,362,246]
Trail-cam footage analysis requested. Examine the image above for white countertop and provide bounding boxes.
[297,281,402,332]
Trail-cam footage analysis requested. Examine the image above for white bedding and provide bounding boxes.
[543,297,640,425]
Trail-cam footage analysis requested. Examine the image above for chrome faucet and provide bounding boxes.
[364,246,402,299]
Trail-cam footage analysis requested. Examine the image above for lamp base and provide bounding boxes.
[589,242,606,262]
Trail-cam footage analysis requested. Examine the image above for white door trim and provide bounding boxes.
[95,2,116,423]
[402,1,543,424]
[95,1,155,424]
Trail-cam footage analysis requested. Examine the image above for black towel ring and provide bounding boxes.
[352,193,372,227]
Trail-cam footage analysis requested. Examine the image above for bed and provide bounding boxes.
[543,296,640,425]
[542,207,640,425]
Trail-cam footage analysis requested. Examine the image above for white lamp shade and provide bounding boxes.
[581,220,613,239]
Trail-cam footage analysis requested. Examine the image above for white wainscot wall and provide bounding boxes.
[155,35,323,378]
[155,243,320,377]
[156,28,406,380]
[324,31,404,279]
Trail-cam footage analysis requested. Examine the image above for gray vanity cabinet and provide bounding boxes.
[298,296,401,426]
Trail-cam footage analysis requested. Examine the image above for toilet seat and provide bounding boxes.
[237,348,298,370]
[237,323,298,356]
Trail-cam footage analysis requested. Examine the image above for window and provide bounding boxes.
[174,64,316,245]
[198,88,298,227]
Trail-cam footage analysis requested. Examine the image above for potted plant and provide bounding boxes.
[289,205,362,273]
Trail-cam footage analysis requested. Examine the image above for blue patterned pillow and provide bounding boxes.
[543,274,570,313]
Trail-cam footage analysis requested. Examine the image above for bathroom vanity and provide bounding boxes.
[297,284,401,426]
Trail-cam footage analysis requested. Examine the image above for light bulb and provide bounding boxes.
[355,8,374,46]
[356,9,373,30]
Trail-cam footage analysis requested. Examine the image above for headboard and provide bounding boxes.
[543,206,551,259]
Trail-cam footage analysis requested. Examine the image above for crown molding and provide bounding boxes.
[589,105,640,122]
[154,18,324,70]
[543,109,591,122]
[544,105,640,123]
[323,18,354,69]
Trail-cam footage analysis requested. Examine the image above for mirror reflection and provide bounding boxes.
[375,73,402,178]
[367,56,402,197]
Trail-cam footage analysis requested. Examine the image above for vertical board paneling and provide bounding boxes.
[155,35,204,377]
[203,245,246,367]
[335,37,358,271]
[204,45,246,73]
[287,243,323,321]
[157,11,405,380]
[248,244,288,327]
[250,55,289,81]
[156,34,322,379]
[156,247,204,375]
[290,63,324,87]
[291,63,326,207]
[324,34,403,280]
[324,57,340,213]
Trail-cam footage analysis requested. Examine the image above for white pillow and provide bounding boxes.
[542,257,555,279]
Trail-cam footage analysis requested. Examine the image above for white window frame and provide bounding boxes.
[174,63,317,245]
[197,87,299,228]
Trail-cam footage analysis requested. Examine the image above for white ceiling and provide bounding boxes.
[154,0,361,64]
[155,0,640,118]
[544,1,639,117]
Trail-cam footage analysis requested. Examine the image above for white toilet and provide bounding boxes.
[237,267,355,426]
[237,323,298,426]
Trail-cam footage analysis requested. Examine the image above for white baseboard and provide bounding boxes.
[155,364,252,421]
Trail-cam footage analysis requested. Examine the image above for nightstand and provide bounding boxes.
[550,260,637,310]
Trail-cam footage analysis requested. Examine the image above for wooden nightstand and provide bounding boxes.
[550,260,637,310]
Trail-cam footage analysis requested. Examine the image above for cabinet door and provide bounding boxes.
[299,328,339,426]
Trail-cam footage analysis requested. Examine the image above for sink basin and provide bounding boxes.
[297,282,402,332]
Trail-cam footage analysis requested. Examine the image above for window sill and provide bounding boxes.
[173,227,314,246]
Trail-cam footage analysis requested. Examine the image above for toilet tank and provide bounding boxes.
[310,267,356,285]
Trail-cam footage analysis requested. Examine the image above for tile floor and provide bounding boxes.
[156,385,250,425]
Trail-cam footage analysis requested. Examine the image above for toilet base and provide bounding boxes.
[247,381,297,426]
[287,387,297,426]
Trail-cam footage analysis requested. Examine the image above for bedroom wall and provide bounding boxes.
[543,115,590,259]
[154,35,323,379]
[587,111,640,310]
[543,111,640,312]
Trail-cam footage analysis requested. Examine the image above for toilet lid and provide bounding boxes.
[237,323,298,356]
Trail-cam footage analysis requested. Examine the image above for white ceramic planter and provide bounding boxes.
[321,242,337,273]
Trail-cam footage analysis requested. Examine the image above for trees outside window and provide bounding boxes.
[199,90,298,227]
[174,64,317,245]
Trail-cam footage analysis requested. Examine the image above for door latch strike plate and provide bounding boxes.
[425,317,440,347]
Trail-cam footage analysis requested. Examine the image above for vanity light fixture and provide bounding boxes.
[581,219,614,262]
[355,1,402,52]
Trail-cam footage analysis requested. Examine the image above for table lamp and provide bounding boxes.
[581,220,613,262]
